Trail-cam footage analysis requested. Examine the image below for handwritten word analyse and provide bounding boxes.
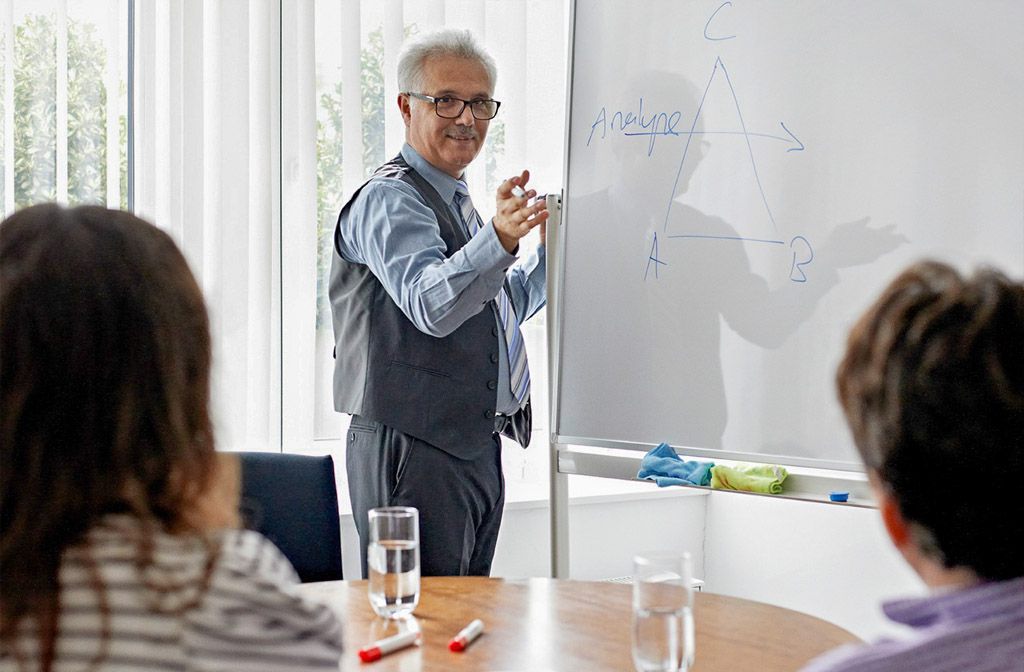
[587,98,683,156]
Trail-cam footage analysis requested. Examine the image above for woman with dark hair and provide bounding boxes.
[0,204,342,671]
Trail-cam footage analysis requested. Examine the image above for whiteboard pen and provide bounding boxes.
[448,618,484,651]
[358,629,421,662]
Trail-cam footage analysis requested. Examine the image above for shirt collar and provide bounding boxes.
[883,576,1024,629]
[401,143,461,205]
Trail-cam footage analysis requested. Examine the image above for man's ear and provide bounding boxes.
[872,475,912,548]
[398,93,411,126]
[870,471,977,588]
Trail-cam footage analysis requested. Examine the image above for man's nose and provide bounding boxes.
[455,103,476,125]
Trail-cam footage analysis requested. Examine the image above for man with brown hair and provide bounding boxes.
[801,260,1024,671]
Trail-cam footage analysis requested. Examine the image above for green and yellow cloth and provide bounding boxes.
[710,463,789,494]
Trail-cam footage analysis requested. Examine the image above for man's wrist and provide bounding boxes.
[490,219,519,255]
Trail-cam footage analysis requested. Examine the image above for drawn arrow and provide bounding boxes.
[623,125,805,153]
[779,122,804,152]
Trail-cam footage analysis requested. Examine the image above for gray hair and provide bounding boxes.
[397,28,497,94]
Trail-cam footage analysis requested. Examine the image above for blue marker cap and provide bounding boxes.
[829,491,849,503]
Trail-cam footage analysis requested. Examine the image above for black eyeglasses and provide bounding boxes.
[405,92,501,120]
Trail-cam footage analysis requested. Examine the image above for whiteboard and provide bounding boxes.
[554,0,1024,470]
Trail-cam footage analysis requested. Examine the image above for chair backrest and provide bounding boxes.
[236,452,343,582]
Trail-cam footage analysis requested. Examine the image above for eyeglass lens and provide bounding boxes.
[435,98,498,120]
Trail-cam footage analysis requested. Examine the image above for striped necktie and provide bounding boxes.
[454,181,531,406]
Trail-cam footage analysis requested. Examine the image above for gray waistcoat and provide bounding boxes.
[329,154,531,459]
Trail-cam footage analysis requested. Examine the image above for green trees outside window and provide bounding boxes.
[1,12,126,211]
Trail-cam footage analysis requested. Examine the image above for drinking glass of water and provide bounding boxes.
[367,507,420,619]
[632,553,695,672]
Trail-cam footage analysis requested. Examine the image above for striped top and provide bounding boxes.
[799,576,1024,672]
[0,515,343,671]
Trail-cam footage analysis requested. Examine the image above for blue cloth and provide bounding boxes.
[337,143,546,414]
[637,443,714,487]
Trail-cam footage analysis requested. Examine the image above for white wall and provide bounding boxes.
[492,488,708,581]
[703,491,922,641]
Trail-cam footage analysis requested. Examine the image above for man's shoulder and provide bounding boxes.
[798,642,892,672]
[373,158,413,181]
[350,172,424,209]
[798,622,1022,672]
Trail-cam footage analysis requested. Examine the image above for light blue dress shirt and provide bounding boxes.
[336,144,546,415]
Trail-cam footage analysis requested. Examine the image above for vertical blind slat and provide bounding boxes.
[280,0,317,448]
[200,0,221,289]
[504,1,527,175]
[339,0,362,197]
[103,0,121,207]
[179,0,204,269]
[246,0,273,445]
[153,0,171,236]
[168,0,183,241]
[461,1,486,198]
[134,0,156,223]
[3,0,14,213]
[382,0,403,157]
[421,0,444,30]
[56,0,67,202]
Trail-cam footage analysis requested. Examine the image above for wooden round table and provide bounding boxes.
[296,577,860,671]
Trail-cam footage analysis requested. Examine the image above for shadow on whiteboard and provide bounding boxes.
[561,69,905,459]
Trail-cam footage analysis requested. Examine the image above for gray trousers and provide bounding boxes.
[345,415,505,578]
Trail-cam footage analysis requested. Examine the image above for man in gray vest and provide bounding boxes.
[329,28,548,577]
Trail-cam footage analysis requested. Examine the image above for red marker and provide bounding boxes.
[358,629,420,663]
[448,619,484,652]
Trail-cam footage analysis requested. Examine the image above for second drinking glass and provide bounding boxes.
[367,506,420,619]
[632,552,695,672]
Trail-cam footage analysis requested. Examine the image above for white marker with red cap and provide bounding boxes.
[448,619,484,652]
[358,629,420,663]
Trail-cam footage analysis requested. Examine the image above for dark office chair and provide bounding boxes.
[236,451,343,582]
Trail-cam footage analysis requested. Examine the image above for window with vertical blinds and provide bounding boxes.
[1,0,127,215]
[133,1,280,453]
[3,1,568,491]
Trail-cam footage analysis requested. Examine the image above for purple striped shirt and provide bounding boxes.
[800,577,1024,672]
